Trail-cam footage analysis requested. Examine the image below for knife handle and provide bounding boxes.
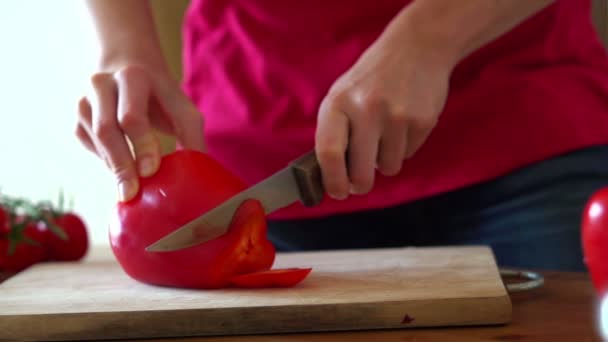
[290,150,325,207]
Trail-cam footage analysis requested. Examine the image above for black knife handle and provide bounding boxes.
[290,150,325,207]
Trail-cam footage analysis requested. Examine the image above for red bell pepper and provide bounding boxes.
[110,150,312,289]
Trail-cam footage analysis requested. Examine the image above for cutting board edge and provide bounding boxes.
[0,245,500,291]
[0,294,512,341]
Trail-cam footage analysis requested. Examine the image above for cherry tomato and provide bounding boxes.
[582,187,608,296]
[230,268,313,288]
[45,213,89,261]
[0,222,46,272]
[0,206,7,237]
[110,150,279,289]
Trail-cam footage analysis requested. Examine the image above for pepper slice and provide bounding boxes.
[230,267,312,288]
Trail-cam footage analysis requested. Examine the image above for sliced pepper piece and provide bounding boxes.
[230,267,312,288]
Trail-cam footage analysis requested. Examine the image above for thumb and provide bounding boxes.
[155,81,206,152]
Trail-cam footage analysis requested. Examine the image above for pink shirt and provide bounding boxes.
[181,0,608,220]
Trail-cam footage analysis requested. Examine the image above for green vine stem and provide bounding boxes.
[0,190,70,256]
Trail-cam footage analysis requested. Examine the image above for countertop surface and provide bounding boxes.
[1,247,605,341]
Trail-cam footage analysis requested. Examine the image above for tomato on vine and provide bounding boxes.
[0,190,90,272]
[45,212,88,261]
[0,220,46,272]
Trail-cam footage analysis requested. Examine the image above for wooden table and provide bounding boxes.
[1,269,605,341]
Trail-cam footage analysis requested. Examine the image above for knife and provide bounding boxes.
[145,149,325,252]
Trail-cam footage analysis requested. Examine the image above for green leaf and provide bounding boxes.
[58,188,64,213]
[47,223,68,241]
[7,239,17,256]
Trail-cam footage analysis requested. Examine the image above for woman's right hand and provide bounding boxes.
[76,63,206,202]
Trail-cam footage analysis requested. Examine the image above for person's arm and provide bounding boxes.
[78,0,205,202]
[390,0,556,68]
[315,0,555,200]
[85,0,168,72]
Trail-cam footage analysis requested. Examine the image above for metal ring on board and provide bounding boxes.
[499,269,545,293]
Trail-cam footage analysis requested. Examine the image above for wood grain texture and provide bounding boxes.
[0,246,511,341]
[124,272,599,342]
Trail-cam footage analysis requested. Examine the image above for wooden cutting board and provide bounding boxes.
[0,246,512,341]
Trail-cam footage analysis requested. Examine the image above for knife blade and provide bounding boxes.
[145,149,325,252]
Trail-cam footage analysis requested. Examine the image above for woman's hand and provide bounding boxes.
[315,0,555,200]
[79,0,205,202]
[315,25,452,200]
[76,64,205,202]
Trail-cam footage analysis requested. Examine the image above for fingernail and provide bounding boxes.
[329,191,347,201]
[118,180,137,202]
[349,184,365,195]
[138,157,156,177]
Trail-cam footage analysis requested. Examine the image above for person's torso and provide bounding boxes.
[181,0,608,219]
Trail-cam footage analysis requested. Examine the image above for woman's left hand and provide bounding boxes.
[315,22,454,200]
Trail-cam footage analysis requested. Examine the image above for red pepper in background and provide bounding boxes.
[582,187,608,297]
